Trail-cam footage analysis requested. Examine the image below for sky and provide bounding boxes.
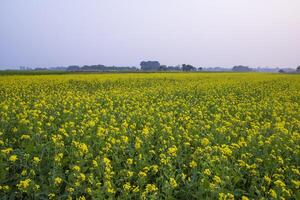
[0,0,300,69]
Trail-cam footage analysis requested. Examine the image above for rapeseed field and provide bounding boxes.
[0,73,299,199]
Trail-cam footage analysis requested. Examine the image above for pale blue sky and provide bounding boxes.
[0,0,299,69]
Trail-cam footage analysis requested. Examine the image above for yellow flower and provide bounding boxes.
[33,156,41,164]
[151,165,159,173]
[17,179,31,191]
[54,177,62,185]
[241,196,249,200]
[132,186,140,193]
[9,155,18,162]
[20,135,31,140]
[167,145,177,156]
[201,138,210,146]
[78,173,86,181]
[189,160,197,168]
[169,178,178,188]
[72,141,89,154]
[142,127,150,135]
[88,120,96,127]
[54,153,64,162]
[123,182,131,192]
[21,170,27,176]
[274,180,286,188]
[138,171,147,177]
[48,193,55,199]
[203,168,211,176]
[103,157,111,165]
[126,158,133,165]
[67,187,75,194]
[105,181,116,194]
[77,196,86,200]
[0,185,9,191]
[213,176,221,184]
[72,165,81,172]
[79,143,88,154]
[92,160,98,167]
[86,187,92,194]
[1,148,13,154]
[220,146,232,157]
[145,184,158,193]
[135,138,142,150]
[291,180,300,189]
[269,189,277,198]
[264,175,271,185]
[34,184,40,191]
[226,193,234,200]
[121,136,128,143]
[218,192,226,200]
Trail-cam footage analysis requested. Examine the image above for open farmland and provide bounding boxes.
[0,73,299,199]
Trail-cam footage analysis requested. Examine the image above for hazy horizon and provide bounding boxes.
[1,0,300,69]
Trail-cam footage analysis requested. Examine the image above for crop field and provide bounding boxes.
[0,73,299,199]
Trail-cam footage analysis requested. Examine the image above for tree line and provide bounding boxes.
[15,62,300,73]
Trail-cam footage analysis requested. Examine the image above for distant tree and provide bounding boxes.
[81,64,106,71]
[34,68,47,71]
[140,61,161,71]
[232,65,252,72]
[67,65,81,71]
[182,64,196,71]
[197,67,203,71]
[278,69,285,73]
[165,66,180,71]
[159,65,168,71]
[297,66,300,72]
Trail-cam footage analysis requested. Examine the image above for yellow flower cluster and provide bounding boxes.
[0,72,299,199]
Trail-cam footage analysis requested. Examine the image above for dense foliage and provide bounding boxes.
[0,73,299,199]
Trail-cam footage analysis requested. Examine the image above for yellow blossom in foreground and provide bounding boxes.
[48,193,55,199]
[203,168,211,176]
[269,189,277,198]
[103,157,111,165]
[126,158,133,165]
[54,177,62,185]
[189,160,197,168]
[264,175,271,185]
[167,145,177,156]
[17,179,31,191]
[135,138,142,150]
[33,156,41,164]
[2,148,13,154]
[78,196,86,200]
[213,176,222,184]
[241,196,249,200]
[92,160,98,167]
[67,187,75,194]
[123,182,131,192]
[201,138,210,146]
[274,180,286,188]
[145,184,158,193]
[132,186,140,193]
[20,135,31,140]
[78,173,86,181]
[169,178,178,188]
[9,155,18,162]
[291,180,300,189]
[72,165,81,172]
[86,187,92,194]
[138,171,147,177]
